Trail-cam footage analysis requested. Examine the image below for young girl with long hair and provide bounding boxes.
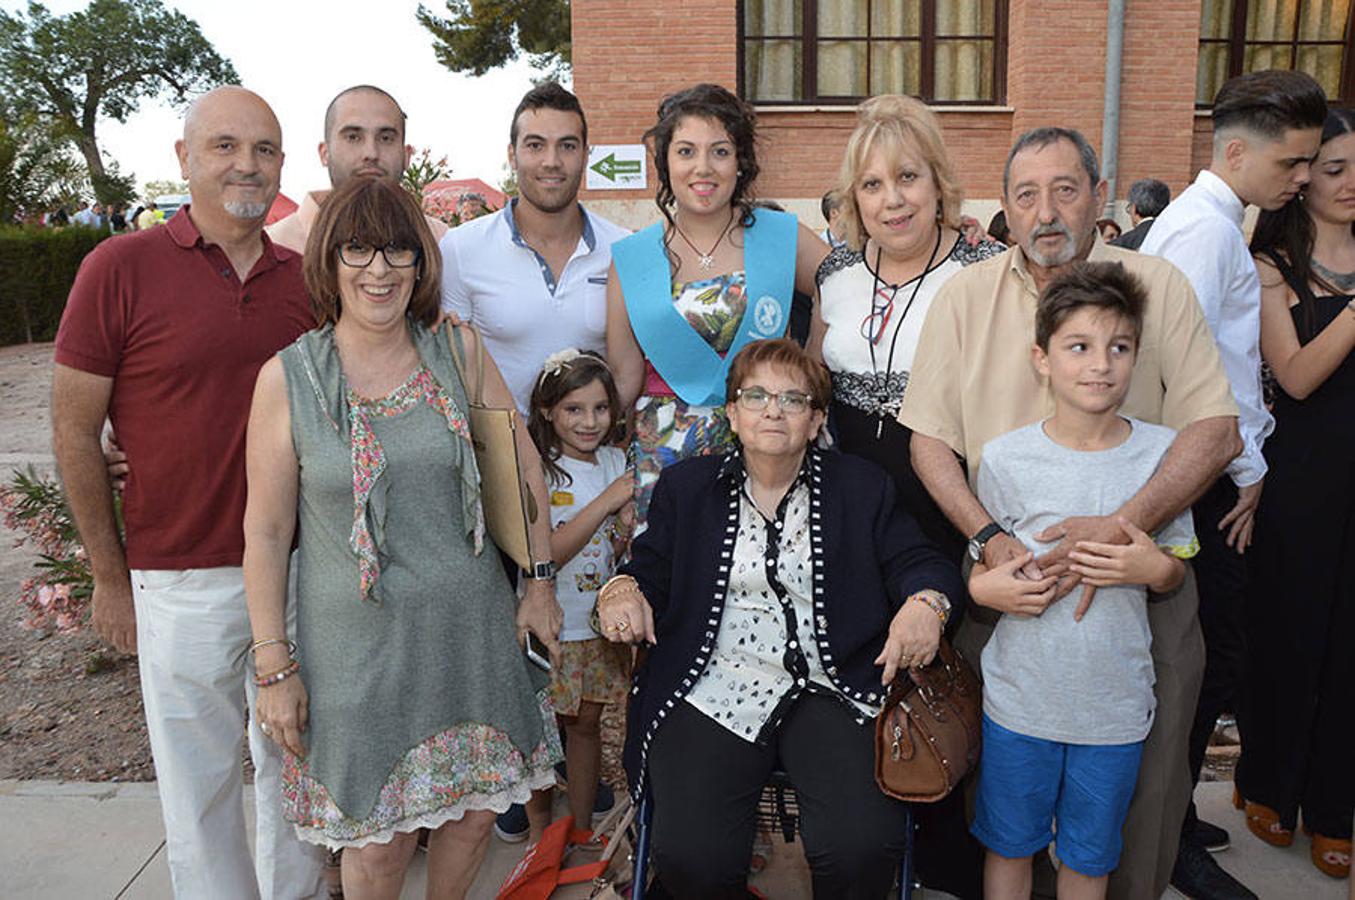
[526,349,635,833]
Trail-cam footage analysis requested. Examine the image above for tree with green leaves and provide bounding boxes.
[417,0,570,79]
[0,0,238,206]
[0,109,86,224]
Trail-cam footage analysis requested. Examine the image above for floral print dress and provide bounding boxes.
[630,272,743,525]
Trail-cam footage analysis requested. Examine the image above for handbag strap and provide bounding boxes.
[445,324,486,406]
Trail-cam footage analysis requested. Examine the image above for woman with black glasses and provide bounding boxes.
[596,339,963,899]
[243,177,563,898]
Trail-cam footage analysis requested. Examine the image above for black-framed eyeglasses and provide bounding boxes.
[735,386,813,415]
[337,240,421,269]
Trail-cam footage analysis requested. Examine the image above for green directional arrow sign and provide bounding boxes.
[590,152,642,182]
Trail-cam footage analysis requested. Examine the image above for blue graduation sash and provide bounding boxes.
[612,208,798,406]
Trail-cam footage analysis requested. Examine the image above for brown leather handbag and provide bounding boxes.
[874,639,983,802]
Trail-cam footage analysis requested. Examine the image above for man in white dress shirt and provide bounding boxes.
[1141,68,1326,900]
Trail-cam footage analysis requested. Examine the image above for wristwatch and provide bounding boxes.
[524,560,556,581]
[967,522,1006,563]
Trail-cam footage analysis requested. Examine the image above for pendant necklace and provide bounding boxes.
[867,229,943,439]
[674,210,735,271]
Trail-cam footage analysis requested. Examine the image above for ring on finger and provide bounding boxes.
[615,619,630,632]
[260,722,271,735]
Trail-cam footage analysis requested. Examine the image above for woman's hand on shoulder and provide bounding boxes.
[875,598,942,685]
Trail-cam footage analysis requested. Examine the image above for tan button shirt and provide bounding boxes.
[897,240,1238,487]
[266,189,449,255]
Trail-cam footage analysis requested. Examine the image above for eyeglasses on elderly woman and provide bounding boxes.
[734,385,813,414]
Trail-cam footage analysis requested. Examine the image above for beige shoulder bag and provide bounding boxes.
[445,325,538,571]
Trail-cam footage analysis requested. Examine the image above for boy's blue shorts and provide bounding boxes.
[971,714,1144,877]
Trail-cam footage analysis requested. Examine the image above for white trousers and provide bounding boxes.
[131,565,327,900]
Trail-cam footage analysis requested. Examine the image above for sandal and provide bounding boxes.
[1234,787,1294,848]
[1311,834,1351,879]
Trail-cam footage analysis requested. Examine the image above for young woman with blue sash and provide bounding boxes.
[606,84,829,523]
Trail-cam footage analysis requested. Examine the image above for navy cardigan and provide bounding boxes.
[619,447,965,795]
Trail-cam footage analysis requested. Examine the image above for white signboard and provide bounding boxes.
[587,144,647,190]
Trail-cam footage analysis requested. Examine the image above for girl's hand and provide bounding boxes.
[518,579,563,666]
[968,552,1060,617]
[875,600,943,685]
[604,471,635,513]
[1068,517,1180,592]
[256,674,308,759]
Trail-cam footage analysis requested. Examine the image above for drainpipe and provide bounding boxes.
[1101,0,1126,221]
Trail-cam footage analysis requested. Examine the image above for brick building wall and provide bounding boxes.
[574,0,1208,229]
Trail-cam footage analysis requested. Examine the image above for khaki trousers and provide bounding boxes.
[956,565,1204,900]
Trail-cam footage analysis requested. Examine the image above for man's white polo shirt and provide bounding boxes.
[439,201,630,413]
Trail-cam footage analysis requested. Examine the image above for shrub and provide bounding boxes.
[0,467,107,634]
[0,225,111,346]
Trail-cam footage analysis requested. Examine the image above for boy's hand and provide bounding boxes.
[1067,516,1179,601]
[968,552,1059,617]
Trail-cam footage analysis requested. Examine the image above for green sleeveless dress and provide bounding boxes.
[276,322,560,848]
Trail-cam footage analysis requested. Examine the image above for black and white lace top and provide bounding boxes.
[816,238,1004,417]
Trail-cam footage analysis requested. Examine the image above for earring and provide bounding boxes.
[737,169,744,177]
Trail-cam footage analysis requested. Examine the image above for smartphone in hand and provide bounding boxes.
[525,633,551,672]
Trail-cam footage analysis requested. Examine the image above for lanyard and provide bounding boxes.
[866,228,944,437]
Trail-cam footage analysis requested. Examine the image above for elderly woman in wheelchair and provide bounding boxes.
[595,339,963,899]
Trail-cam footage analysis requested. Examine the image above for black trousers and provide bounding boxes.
[1182,477,1248,834]
[647,691,911,899]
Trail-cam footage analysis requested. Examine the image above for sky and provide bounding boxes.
[3,0,543,200]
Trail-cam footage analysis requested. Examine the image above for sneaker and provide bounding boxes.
[1170,840,1257,899]
[1190,817,1231,853]
[494,804,530,843]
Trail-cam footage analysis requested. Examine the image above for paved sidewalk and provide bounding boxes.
[1,778,1345,898]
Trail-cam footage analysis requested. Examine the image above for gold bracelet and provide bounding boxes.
[597,575,639,608]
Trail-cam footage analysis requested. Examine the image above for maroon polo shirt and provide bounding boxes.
[55,207,315,570]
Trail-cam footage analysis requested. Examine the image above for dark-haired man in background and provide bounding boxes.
[1141,68,1326,900]
[1111,177,1170,250]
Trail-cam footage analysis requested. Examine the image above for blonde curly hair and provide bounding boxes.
[834,95,963,252]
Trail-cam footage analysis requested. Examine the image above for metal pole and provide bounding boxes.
[1102,0,1126,220]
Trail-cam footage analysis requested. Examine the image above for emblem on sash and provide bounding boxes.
[753,294,784,337]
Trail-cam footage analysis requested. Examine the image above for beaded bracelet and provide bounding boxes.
[250,638,298,657]
[255,659,300,687]
[907,590,950,626]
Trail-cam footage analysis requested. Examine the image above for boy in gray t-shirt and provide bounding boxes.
[967,262,1198,896]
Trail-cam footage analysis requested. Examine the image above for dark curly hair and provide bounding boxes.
[645,83,761,233]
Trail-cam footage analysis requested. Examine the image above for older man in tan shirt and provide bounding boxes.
[899,127,1241,900]
[268,85,447,254]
